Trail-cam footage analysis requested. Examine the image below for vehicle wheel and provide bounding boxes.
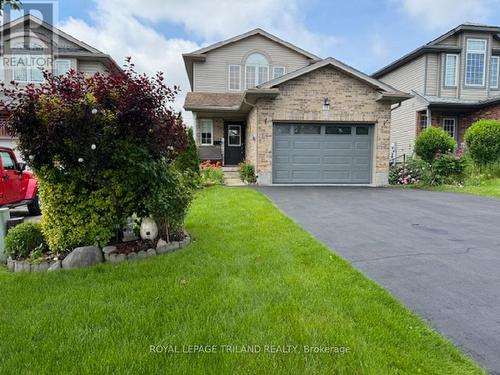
[27,193,42,216]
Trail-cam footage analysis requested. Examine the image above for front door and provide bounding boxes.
[224,123,245,165]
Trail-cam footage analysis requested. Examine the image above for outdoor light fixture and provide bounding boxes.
[323,97,330,110]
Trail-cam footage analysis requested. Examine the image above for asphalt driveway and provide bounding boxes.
[258,186,500,374]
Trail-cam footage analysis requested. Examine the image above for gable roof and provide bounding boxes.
[258,57,411,102]
[0,14,119,70]
[182,28,321,90]
[372,23,500,78]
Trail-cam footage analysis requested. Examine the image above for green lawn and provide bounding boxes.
[0,187,484,374]
[430,178,500,198]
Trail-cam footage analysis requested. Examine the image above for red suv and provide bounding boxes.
[0,147,41,215]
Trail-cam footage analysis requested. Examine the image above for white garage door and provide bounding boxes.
[273,123,373,184]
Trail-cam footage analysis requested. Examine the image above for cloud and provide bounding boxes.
[394,0,500,30]
[58,0,340,125]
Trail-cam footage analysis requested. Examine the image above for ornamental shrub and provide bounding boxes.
[431,152,466,185]
[389,158,430,185]
[174,127,200,175]
[464,119,500,165]
[238,161,257,183]
[200,161,224,185]
[5,222,47,259]
[414,127,456,163]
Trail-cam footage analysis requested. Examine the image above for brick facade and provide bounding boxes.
[246,66,392,185]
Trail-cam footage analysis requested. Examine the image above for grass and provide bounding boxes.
[0,187,484,374]
[430,178,500,198]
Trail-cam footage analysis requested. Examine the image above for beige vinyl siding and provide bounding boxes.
[436,34,459,46]
[389,97,427,157]
[378,56,426,157]
[440,52,459,98]
[193,34,311,92]
[459,33,491,101]
[77,60,107,76]
[492,38,500,49]
[426,53,439,95]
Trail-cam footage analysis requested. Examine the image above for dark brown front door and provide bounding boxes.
[224,123,245,165]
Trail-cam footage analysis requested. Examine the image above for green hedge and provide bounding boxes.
[5,222,46,259]
[464,119,500,165]
[414,127,456,163]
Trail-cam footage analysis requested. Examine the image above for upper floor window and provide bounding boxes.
[245,53,269,89]
[13,55,44,82]
[273,66,286,79]
[228,64,241,91]
[444,54,458,87]
[55,59,71,76]
[490,56,499,89]
[465,39,486,86]
[200,119,213,146]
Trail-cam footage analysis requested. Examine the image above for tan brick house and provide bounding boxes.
[183,29,410,185]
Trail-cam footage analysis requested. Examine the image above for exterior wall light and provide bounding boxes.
[323,97,330,111]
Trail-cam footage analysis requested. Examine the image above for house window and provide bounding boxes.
[273,66,285,79]
[245,53,269,89]
[12,55,44,83]
[490,56,499,89]
[444,54,458,86]
[418,112,428,132]
[228,64,241,90]
[442,118,456,139]
[465,39,486,86]
[55,59,71,76]
[200,119,213,146]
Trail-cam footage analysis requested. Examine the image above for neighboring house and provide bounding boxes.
[183,29,409,185]
[373,23,500,158]
[0,14,119,157]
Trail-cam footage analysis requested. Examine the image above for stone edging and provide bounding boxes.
[6,232,191,273]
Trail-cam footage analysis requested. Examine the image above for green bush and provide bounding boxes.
[239,161,257,183]
[464,119,500,165]
[38,177,117,253]
[174,127,200,175]
[201,165,224,185]
[389,158,430,185]
[5,223,47,259]
[431,153,466,185]
[414,127,456,163]
[143,162,194,239]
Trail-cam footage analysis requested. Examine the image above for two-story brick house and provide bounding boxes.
[183,29,410,185]
[0,14,119,156]
[373,23,500,158]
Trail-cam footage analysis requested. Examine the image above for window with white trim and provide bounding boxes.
[228,64,241,90]
[273,66,285,79]
[55,59,71,76]
[245,53,269,88]
[442,118,456,139]
[200,119,213,146]
[13,55,44,82]
[465,39,486,86]
[490,56,499,88]
[444,54,458,86]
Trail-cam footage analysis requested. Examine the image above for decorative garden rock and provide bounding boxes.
[179,232,191,248]
[103,245,117,261]
[32,262,50,272]
[62,246,103,269]
[156,240,179,254]
[156,239,167,250]
[127,252,137,260]
[48,260,61,271]
[109,253,126,263]
[7,257,14,272]
[140,218,158,240]
[146,248,157,257]
[137,250,147,259]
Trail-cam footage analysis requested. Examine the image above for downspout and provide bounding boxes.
[242,96,258,177]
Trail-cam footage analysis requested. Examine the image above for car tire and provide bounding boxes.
[28,193,42,216]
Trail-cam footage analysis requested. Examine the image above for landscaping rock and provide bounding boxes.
[13,260,23,272]
[102,246,116,261]
[179,232,191,248]
[7,257,14,272]
[48,261,61,271]
[109,253,126,263]
[62,246,103,269]
[33,262,50,272]
[21,261,31,272]
[156,241,179,254]
[137,250,147,259]
[156,239,167,250]
[127,252,137,260]
[140,218,158,240]
[146,248,157,257]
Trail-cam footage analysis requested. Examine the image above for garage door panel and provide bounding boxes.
[273,123,373,184]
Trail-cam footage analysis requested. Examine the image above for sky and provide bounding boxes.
[9,0,500,124]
